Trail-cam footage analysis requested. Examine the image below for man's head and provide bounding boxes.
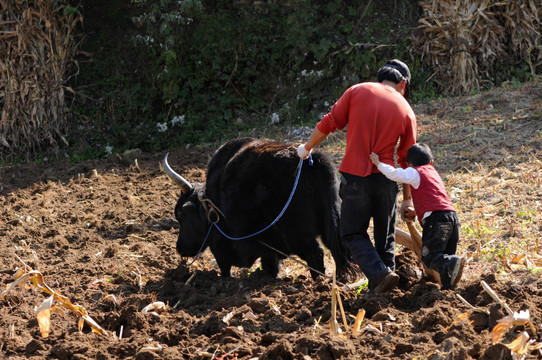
[377,59,411,100]
[407,143,433,167]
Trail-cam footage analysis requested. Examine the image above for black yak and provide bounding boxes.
[164,137,354,279]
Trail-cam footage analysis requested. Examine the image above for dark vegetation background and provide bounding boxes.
[1,0,539,162]
[71,0,423,159]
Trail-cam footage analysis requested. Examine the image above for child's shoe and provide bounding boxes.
[441,256,465,290]
[450,256,466,288]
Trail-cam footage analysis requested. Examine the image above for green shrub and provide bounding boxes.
[71,0,423,158]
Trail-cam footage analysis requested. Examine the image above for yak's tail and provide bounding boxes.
[325,196,358,279]
[318,172,358,280]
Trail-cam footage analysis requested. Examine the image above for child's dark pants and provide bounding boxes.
[421,210,461,286]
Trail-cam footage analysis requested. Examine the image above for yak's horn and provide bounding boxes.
[163,153,194,194]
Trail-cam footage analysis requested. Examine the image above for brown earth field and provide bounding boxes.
[1,81,541,360]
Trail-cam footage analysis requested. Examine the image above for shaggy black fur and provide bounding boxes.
[172,137,355,280]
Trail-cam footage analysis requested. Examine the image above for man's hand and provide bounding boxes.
[369,152,380,166]
[297,144,312,159]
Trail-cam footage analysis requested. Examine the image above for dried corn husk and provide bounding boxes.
[410,0,541,95]
[0,0,81,156]
[0,266,109,337]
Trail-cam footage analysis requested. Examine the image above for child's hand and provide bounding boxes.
[404,206,416,223]
[369,152,380,166]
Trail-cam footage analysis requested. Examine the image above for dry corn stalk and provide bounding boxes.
[141,301,168,315]
[453,281,542,356]
[505,252,542,272]
[330,269,348,336]
[0,266,109,337]
[492,310,539,357]
[330,270,338,335]
[410,0,541,95]
[500,0,541,68]
[0,0,82,155]
[352,309,366,335]
[481,280,513,315]
[446,312,469,331]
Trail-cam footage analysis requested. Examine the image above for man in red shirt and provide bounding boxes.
[297,59,417,293]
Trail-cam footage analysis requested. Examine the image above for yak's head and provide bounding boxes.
[163,153,210,257]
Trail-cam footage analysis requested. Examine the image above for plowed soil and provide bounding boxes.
[1,81,541,359]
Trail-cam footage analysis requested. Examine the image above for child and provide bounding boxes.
[369,143,465,289]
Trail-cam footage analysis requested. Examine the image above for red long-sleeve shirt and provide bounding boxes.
[317,82,417,177]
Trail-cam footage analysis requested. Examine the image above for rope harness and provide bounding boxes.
[187,155,321,276]
[198,193,224,224]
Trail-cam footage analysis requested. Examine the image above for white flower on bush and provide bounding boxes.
[135,34,155,46]
[171,115,185,127]
[105,144,113,156]
[156,122,168,133]
[301,69,324,77]
[270,112,280,125]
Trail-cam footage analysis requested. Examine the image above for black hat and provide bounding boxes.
[377,59,411,100]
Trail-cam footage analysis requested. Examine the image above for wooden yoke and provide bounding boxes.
[395,222,441,285]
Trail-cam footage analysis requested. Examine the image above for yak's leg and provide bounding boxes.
[299,239,325,280]
[261,256,280,278]
[215,257,233,277]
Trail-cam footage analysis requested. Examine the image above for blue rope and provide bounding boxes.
[187,154,312,263]
[214,155,309,240]
[186,225,214,266]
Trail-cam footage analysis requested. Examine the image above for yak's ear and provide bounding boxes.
[163,153,193,194]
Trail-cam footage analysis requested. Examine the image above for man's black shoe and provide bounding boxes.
[371,271,399,294]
